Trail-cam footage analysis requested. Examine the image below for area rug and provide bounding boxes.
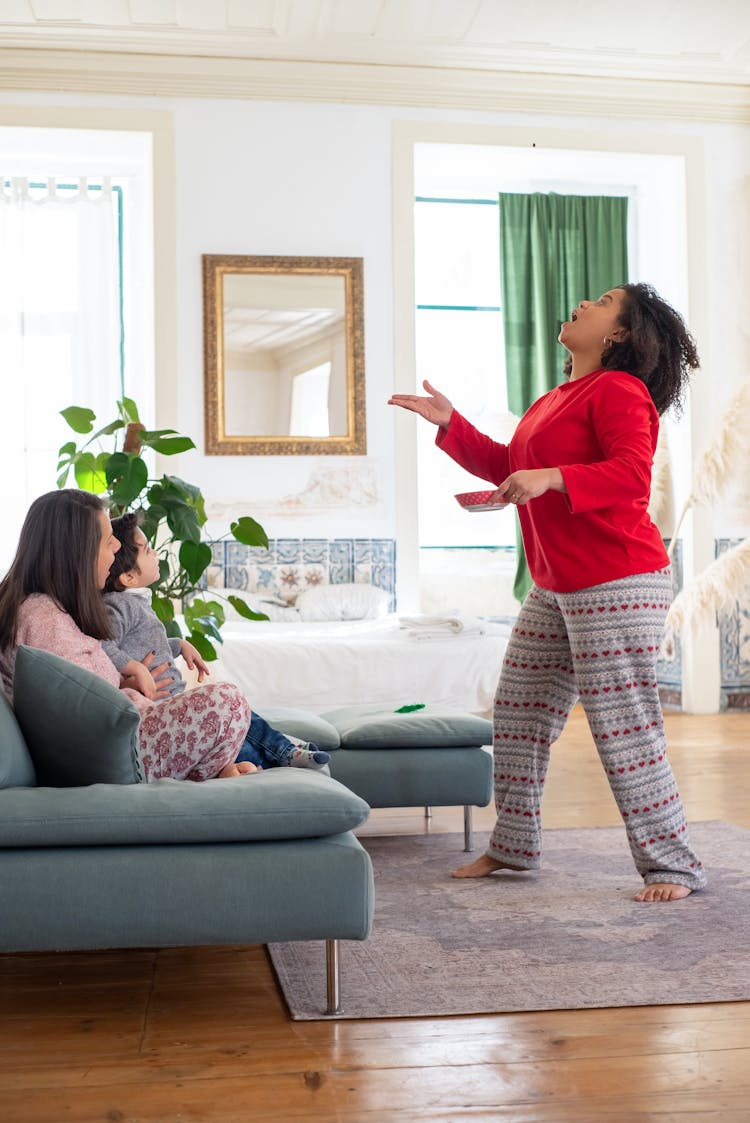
[267,821,750,1020]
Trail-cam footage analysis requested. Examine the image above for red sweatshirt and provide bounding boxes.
[436,368,669,593]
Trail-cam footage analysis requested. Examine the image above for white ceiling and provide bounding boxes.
[0,0,749,86]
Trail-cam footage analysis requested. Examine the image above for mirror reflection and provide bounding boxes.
[203,256,366,455]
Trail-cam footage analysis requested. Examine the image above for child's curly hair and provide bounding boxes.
[103,511,143,593]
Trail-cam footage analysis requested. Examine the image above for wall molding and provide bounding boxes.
[0,49,748,125]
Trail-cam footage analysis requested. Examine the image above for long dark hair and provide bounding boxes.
[0,489,113,652]
[601,282,699,415]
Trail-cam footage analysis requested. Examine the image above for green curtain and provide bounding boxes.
[498,192,629,602]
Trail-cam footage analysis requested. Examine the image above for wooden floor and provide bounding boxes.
[2,707,749,1122]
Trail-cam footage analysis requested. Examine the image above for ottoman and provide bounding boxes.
[267,703,493,852]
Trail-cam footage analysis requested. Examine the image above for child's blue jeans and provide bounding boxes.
[235,711,300,768]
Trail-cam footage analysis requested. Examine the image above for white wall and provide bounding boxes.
[1,90,749,556]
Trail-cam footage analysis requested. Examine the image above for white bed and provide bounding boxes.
[210,615,511,718]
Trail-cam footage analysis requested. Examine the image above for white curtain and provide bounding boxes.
[0,176,121,571]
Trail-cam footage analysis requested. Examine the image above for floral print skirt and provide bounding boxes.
[138,681,251,781]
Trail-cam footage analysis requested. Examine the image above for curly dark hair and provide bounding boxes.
[103,511,144,593]
[561,283,699,415]
[601,282,699,416]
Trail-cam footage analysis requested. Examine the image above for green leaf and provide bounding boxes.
[60,405,96,434]
[141,503,166,543]
[178,540,213,585]
[141,433,196,455]
[106,453,149,509]
[186,632,218,661]
[151,595,175,624]
[230,516,269,548]
[184,597,221,630]
[199,599,226,627]
[89,419,125,442]
[189,617,223,643]
[193,492,207,524]
[228,594,269,622]
[164,619,183,640]
[56,466,71,489]
[57,441,77,462]
[163,475,202,503]
[118,397,141,425]
[73,452,108,494]
[184,598,225,640]
[166,503,201,544]
[157,556,171,584]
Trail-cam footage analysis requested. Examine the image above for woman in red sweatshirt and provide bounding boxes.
[390,282,705,901]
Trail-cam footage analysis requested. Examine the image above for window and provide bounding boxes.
[412,142,688,554]
[0,127,153,573]
[414,195,516,549]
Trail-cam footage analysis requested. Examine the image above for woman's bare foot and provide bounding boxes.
[451,854,528,879]
[218,761,261,778]
[633,882,692,902]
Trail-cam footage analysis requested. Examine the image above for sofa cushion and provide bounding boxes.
[259,706,341,752]
[0,691,36,789]
[320,704,492,749]
[13,647,144,786]
[0,770,370,847]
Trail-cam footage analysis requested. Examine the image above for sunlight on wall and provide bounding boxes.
[0,126,153,574]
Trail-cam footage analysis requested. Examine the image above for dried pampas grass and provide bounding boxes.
[662,538,750,659]
[648,424,675,538]
[668,378,750,558]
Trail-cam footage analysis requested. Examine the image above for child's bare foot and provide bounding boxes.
[218,761,261,778]
[633,882,692,902]
[451,854,528,878]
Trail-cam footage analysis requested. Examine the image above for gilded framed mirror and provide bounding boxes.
[203,254,366,455]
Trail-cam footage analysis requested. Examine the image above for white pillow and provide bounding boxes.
[295,583,389,622]
[255,601,303,623]
[203,588,301,623]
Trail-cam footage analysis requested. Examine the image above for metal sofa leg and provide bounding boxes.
[326,938,341,1015]
[463,805,474,852]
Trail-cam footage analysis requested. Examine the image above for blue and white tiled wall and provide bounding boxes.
[206,534,750,707]
[657,538,750,711]
[716,538,750,710]
[209,537,397,611]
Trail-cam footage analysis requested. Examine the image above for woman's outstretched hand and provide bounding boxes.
[388,379,454,428]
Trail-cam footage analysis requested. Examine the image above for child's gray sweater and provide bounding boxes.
[102,589,186,697]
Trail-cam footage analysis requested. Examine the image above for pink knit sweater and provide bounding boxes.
[0,593,151,711]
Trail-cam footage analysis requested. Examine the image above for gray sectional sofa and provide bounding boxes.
[0,650,374,1015]
[0,647,493,1016]
[265,702,494,850]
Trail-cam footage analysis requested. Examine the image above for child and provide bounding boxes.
[102,512,330,771]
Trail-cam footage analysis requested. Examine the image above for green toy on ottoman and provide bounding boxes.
[266,702,493,851]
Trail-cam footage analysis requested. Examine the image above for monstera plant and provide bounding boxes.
[56,397,268,659]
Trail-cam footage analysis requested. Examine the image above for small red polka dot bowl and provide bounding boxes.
[454,490,509,512]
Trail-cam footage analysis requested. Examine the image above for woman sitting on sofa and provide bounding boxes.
[0,489,254,782]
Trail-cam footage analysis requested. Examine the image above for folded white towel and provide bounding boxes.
[399,614,486,641]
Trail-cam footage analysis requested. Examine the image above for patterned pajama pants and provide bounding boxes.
[489,569,706,890]
[138,681,252,782]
